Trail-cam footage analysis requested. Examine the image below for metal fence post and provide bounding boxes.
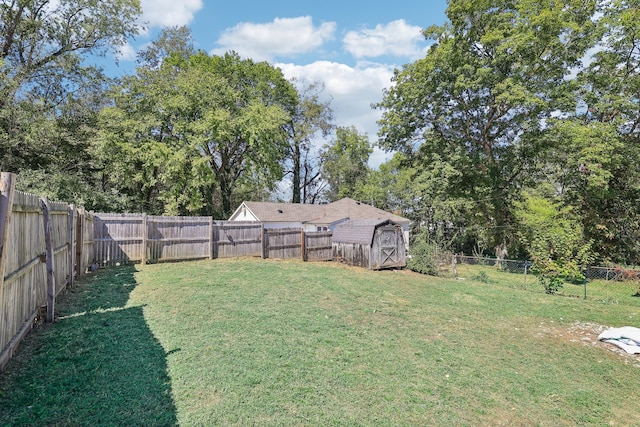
[584,273,587,300]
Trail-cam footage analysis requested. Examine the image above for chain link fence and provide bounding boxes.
[447,256,640,307]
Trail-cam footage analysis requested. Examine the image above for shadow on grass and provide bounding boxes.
[0,265,178,426]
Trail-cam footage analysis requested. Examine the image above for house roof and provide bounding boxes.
[332,219,395,245]
[241,201,323,223]
[231,198,410,225]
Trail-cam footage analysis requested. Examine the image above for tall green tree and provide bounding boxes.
[320,126,372,201]
[284,81,334,204]
[99,48,297,217]
[0,0,141,172]
[377,0,597,253]
[543,1,640,264]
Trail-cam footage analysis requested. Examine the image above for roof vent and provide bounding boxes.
[277,209,283,213]
[356,201,361,205]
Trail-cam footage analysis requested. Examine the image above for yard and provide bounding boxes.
[1,258,640,425]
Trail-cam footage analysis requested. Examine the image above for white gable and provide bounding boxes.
[228,202,259,222]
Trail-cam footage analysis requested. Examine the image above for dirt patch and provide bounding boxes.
[537,320,640,366]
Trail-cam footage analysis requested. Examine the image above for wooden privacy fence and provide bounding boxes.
[0,172,94,370]
[93,214,333,265]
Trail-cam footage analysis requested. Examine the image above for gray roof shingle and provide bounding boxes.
[331,219,393,245]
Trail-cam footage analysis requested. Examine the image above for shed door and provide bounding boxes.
[378,226,399,267]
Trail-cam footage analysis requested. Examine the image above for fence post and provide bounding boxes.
[209,217,214,260]
[75,208,84,276]
[68,204,75,287]
[41,197,56,323]
[301,229,306,262]
[584,271,587,300]
[141,213,147,265]
[261,225,267,259]
[0,172,17,321]
[451,255,457,277]
[523,263,528,290]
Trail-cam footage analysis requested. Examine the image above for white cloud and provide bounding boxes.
[140,0,203,28]
[343,19,425,59]
[213,16,336,62]
[115,42,137,61]
[277,61,396,168]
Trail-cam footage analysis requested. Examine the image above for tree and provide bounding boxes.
[284,81,334,204]
[320,126,372,201]
[0,0,142,172]
[99,49,298,217]
[376,0,597,253]
[542,1,640,264]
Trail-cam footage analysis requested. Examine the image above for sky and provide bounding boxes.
[106,0,449,167]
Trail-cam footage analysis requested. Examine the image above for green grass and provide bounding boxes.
[2,258,640,425]
[455,262,640,306]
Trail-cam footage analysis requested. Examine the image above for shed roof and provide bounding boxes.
[331,219,396,245]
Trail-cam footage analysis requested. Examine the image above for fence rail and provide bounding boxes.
[0,172,94,371]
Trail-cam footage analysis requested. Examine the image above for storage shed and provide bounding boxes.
[332,219,406,270]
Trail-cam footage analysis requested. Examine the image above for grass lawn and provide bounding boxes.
[1,258,640,425]
[455,262,640,306]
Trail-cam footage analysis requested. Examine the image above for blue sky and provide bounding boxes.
[108,0,449,166]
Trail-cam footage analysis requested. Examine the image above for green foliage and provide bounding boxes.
[320,126,372,201]
[407,232,453,276]
[0,0,141,172]
[285,81,334,203]
[407,240,439,276]
[377,0,597,253]
[514,191,592,294]
[98,47,297,216]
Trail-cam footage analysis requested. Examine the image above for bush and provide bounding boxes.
[532,258,584,295]
[408,240,451,276]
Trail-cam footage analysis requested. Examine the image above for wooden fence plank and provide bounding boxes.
[141,214,147,265]
[41,197,56,323]
[68,205,75,287]
[0,173,16,316]
[0,173,17,369]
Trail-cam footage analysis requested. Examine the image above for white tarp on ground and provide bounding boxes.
[598,326,640,354]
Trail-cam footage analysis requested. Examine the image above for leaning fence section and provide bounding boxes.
[0,172,94,370]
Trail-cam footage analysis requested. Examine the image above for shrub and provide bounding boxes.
[408,240,451,276]
[533,258,584,295]
[472,271,491,283]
